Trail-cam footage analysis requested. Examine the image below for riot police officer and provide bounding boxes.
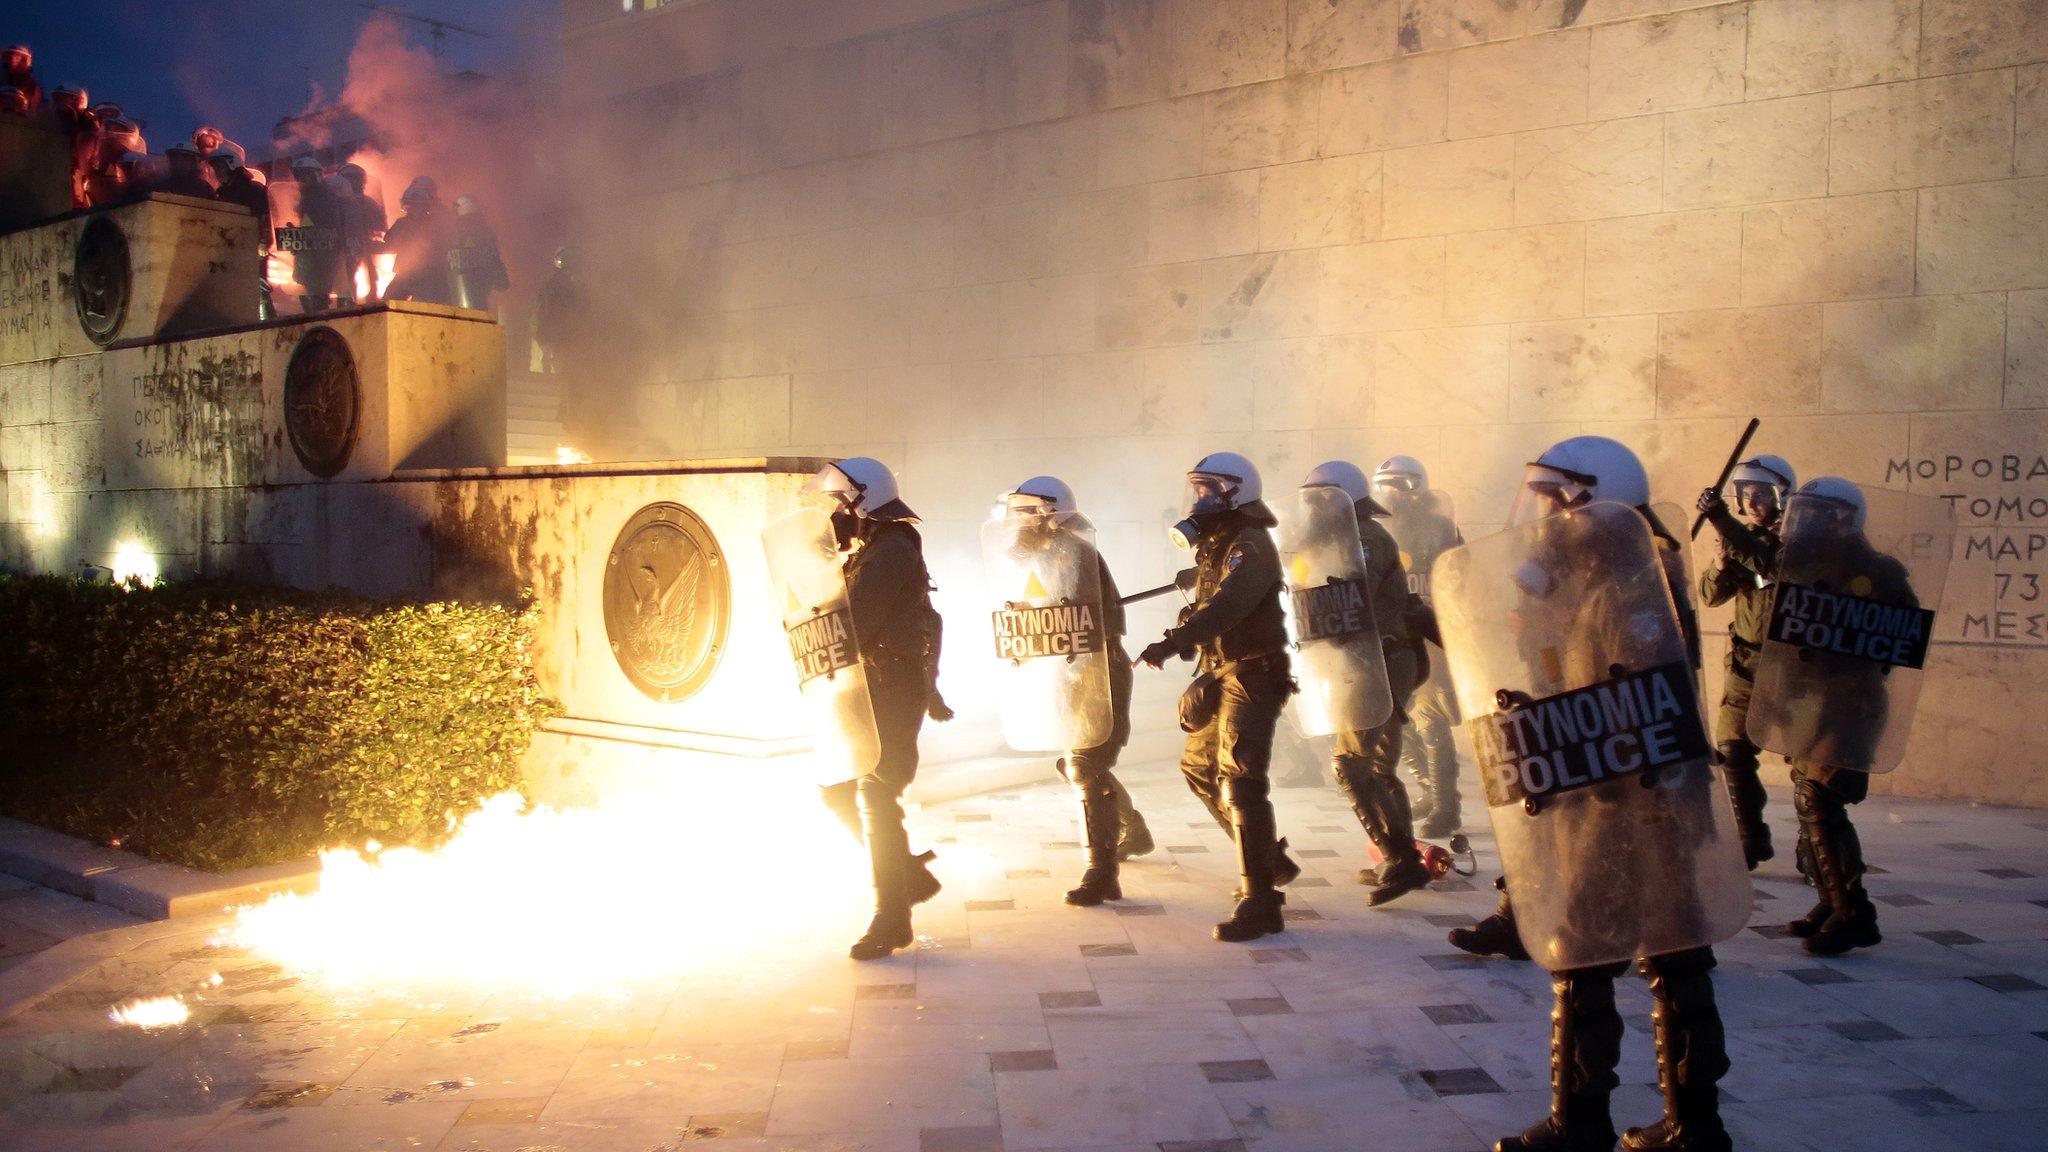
[1695,455,1796,869]
[1765,478,1916,958]
[1450,439,1703,965]
[1138,452,1301,942]
[1,46,39,114]
[991,476,1154,907]
[337,163,385,302]
[1447,436,1734,1152]
[449,194,511,312]
[800,458,952,961]
[1372,455,1466,837]
[383,177,454,305]
[158,143,214,200]
[1298,461,1433,906]
[289,157,345,312]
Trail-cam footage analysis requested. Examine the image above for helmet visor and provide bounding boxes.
[1509,464,1594,527]
[1183,475,1237,519]
[798,467,858,515]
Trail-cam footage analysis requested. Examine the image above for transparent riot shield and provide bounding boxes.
[1647,503,1697,615]
[1747,485,1952,774]
[1278,486,1394,737]
[1433,501,1753,971]
[761,507,881,784]
[1384,491,1460,602]
[981,511,1115,753]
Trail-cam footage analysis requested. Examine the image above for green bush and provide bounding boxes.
[0,575,558,871]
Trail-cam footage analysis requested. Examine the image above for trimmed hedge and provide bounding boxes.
[0,575,558,871]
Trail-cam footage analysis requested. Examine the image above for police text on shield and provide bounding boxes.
[1767,582,1933,670]
[787,609,859,686]
[1290,578,1371,643]
[991,603,1102,661]
[1469,661,1710,807]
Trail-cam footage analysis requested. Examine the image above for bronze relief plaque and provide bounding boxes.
[283,327,360,478]
[73,216,132,346]
[603,502,730,703]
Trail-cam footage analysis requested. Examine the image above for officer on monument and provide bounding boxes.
[984,476,1154,908]
[1138,452,1302,942]
[1433,435,1748,1152]
[764,458,951,961]
[1694,454,1797,869]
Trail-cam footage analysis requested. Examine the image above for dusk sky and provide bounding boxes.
[7,0,562,157]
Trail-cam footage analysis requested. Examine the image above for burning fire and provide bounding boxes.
[224,777,925,997]
[109,996,190,1030]
[555,445,594,465]
[374,252,398,299]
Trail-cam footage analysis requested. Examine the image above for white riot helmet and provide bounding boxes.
[1796,476,1866,529]
[1510,435,1650,526]
[1002,475,1076,516]
[1173,451,1263,550]
[802,457,918,523]
[1302,460,1370,504]
[1372,454,1429,496]
[1729,453,1796,522]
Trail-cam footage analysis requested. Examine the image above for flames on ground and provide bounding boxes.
[220,776,995,999]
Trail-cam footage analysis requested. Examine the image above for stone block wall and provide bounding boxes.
[566,0,2048,806]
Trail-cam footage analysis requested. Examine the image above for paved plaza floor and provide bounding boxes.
[0,762,2044,1152]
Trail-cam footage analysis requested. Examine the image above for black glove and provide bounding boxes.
[926,687,955,722]
[1138,638,1180,669]
[1695,488,1727,518]
[1173,567,1198,592]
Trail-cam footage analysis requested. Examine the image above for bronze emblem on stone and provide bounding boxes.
[283,327,361,479]
[603,502,730,703]
[73,217,132,346]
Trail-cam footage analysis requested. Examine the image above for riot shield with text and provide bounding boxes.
[761,508,882,784]
[1278,487,1394,737]
[1747,485,1952,774]
[1433,501,1752,971]
[1384,491,1460,602]
[981,511,1115,753]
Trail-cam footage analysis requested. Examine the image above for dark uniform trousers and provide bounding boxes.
[1333,646,1421,868]
[1061,644,1139,868]
[1550,948,1727,1113]
[1179,655,1292,836]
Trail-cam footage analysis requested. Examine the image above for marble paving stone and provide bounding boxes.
[767,1053,998,1136]
[0,781,2041,1152]
[994,1063,1235,1150]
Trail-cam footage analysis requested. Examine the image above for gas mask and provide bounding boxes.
[1171,477,1237,551]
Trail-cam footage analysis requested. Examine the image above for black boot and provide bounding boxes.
[1805,882,1881,957]
[1113,778,1155,860]
[905,850,942,907]
[1798,788,1880,957]
[827,780,939,907]
[1451,877,1531,961]
[1215,777,1286,943]
[1335,750,1429,907]
[1785,898,1829,938]
[1497,969,1621,1152]
[1067,775,1124,907]
[1623,951,1731,1152]
[1717,742,1773,870]
[1273,838,1301,888]
[849,785,915,961]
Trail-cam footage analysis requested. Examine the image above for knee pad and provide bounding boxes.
[1220,774,1270,812]
[1792,777,1829,823]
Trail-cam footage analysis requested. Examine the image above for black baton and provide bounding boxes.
[1119,583,1180,606]
[1691,417,1762,540]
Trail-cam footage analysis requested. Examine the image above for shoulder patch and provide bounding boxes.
[1225,548,1244,571]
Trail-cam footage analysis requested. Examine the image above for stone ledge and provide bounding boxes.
[0,814,320,921]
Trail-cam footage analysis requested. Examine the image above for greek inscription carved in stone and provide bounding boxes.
[283,327,360,479]
[602,503,730,703]
[73,217,131,346]
[131,345,266,482]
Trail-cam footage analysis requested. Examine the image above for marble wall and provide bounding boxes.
[564,0,2048,806]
